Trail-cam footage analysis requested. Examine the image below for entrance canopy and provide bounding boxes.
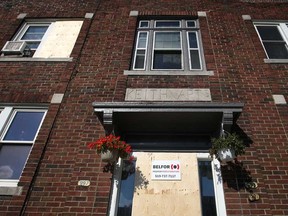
[92,102,244,140]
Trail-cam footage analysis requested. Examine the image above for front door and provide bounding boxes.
[132,152,202,216]
[113,152,226,216]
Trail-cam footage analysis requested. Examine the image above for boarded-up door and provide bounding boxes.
[131,152,202,216]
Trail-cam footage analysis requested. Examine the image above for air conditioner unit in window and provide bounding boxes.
[1,41,27,55]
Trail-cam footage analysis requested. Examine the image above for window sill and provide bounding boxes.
[0,180,18,187]
[0,180,22,196]
[0,186,22,196]
[264,59,288,64]
[124,70,214,76]
[0,57,73,62]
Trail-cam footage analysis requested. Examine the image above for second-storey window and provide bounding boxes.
[14,23,50,50]
[132,19,204,71]
[1,20,83,58]
[254,22,288,59]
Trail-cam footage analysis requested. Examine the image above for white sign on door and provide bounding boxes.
[151,160,181,180]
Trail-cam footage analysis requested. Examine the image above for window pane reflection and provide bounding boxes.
[198,161,217,216]
[4,111,45,141]
[0,145,31,179]
[22,26,49,40]
[117,161,136,216]
[155,32,181,49]
[137,32,147,48]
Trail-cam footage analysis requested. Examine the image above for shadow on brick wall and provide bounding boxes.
[221,160,252,191]
[221,125,253,191]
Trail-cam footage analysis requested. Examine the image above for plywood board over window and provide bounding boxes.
[34,21,83,58]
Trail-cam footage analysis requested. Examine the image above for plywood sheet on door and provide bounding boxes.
[132,152,201,216]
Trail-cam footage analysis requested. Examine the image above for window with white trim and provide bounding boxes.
[116,160,136,216]
[197,153,227,216]
[132,19,205,72]
[0,107,46,186]
[254,22,288,59]
[1,20,83,58]
[14,23,50,51]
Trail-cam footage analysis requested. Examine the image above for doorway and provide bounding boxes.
[111,152,226,216]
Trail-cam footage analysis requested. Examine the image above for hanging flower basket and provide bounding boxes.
[101,150,118,162]
[88,134,133,162]
[209,132,245,163]
[217,148,236,163]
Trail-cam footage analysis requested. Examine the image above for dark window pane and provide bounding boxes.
[155,21,180,28]
[4,111,45,141]
[190,50,201,69]
[187,21,196,28]
[153,50,182,69]
[263,42,288,59]
[188,32,198,48]
[257,26,283,41]
[117,161,136,216]
[0,145,31,179]
[198,161,217,216]
[139,21,149,28]
[26,42,41,49]
[135,55,145,69]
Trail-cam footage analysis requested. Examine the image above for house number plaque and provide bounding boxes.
[77,180,90,187]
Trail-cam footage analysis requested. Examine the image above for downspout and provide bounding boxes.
[19,1,101,214]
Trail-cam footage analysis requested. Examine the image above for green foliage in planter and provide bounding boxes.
[209,133,245,159]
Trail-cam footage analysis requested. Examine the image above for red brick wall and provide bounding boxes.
[0,0,288,215]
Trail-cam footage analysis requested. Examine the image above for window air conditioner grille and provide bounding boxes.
[1,41,27,54]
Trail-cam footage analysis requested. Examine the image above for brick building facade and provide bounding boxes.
[0,0,288,215]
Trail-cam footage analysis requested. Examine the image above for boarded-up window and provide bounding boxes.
[33,21,83,58]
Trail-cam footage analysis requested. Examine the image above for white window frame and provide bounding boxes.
[254,22,288,62]
[132,31,149,70]
[13,22,51,51]
[151,31,183,70]
[109,152,226,216]
[129,19,209,75]
[197,153,227,216]
[139,21,149,28]
[108,158,126,216]
[186,20,196,28]
[187,31,203,70]
[0,19,83,62]
[0,107,47,187]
